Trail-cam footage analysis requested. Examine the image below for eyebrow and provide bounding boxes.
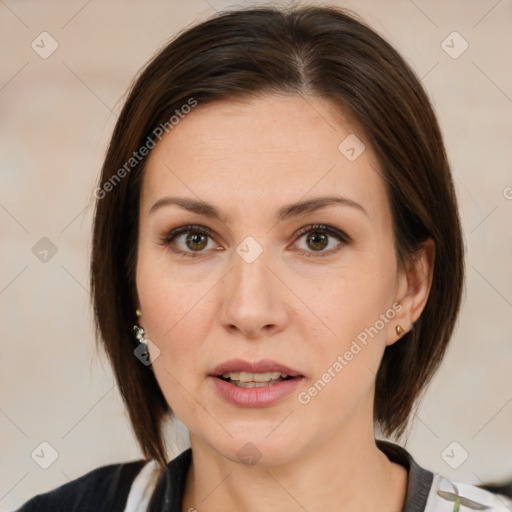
[148,194,368,221]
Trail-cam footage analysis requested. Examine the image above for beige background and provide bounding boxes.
[1,0,511,509]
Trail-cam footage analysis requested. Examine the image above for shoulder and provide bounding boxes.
[14,459,147,512]
[376,440,512,512]
[425,473,512,512]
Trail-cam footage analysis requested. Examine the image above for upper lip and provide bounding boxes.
[210,359,303,377]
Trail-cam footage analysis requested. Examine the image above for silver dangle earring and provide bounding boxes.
[133,310,153,369]
[132,323,148,345]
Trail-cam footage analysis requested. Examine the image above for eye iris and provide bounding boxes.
[307,232,328,251]
[186,232,207,251]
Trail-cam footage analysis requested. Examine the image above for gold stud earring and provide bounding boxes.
[136,309,142,317]
[396,325,404,337]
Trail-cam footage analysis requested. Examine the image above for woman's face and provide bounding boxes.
[136,94,413,465]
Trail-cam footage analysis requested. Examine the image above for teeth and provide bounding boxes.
[221,371,288,382]
[235,380,281,388]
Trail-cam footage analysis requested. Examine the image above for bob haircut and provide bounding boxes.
[90,5,464,470]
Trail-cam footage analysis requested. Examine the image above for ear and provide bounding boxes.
[386,237,435,346]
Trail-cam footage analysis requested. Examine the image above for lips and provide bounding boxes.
[208,359,305,406]
[210,358,303,378]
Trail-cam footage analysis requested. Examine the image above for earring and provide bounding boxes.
[132,320,153,369]
[133,324,148,345]
[396,325,404,337]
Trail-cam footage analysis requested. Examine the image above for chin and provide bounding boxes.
[206,431,305,468]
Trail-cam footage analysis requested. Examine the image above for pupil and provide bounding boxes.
[307,232,327,250]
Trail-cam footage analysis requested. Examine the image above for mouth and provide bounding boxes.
[210,358,304,387]
[209,359,304,407]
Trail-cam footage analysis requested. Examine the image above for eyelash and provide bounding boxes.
[158,223,351,259]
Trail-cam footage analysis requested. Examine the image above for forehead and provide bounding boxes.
[140,94,387,220]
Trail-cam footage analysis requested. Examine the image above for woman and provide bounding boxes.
[15,4,512,512]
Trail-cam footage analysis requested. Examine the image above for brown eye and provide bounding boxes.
[294,224,351,257]
[159,225,218,258]
[306,232,329,251]
[185,232,208,251]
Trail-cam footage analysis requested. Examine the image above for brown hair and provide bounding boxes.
[90,4,464,470]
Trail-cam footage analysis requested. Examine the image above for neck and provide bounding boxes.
[181,424,408,512]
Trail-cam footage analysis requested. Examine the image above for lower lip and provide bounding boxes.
[210,376,304,407]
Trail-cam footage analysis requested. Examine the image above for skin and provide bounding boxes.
[135,94,435,512]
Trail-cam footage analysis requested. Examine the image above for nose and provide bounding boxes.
[218,247,289,339]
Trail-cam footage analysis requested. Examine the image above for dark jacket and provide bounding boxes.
[14,440,512,512]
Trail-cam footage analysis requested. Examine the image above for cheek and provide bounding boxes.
[137,266,210,415]
[135,258,210,402]
[316,260,397,340]
[302,277,397,418]
[136,242,211,337]
[138,283,211,370]
[303,258,398,400]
